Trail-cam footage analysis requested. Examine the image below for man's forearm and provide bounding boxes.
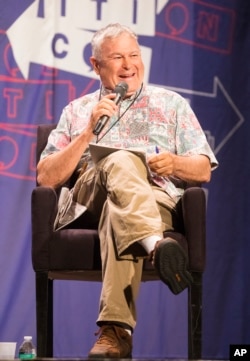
[173,154,211,183]
[37,128,94,188]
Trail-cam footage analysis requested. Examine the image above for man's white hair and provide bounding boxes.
[91,23,138,60]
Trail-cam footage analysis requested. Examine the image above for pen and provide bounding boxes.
[155,146,159,154]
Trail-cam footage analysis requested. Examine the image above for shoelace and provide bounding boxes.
[95,325,122,345]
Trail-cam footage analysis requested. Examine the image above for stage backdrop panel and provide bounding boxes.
[0,0,249,359]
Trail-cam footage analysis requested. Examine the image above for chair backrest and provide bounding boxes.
[37,124,56,163]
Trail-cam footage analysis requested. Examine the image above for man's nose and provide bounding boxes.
[122,56,131,68]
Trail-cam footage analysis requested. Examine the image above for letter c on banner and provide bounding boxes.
[52,33,68,59]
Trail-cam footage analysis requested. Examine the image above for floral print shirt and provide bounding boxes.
[41,85,218,199]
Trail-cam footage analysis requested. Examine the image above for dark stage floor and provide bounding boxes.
[0,358,229,361]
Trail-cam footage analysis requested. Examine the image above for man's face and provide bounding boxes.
[90,33,144,97]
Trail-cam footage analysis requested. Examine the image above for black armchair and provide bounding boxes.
[31,124,206,359]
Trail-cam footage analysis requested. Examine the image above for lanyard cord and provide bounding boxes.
[96,83,143,144]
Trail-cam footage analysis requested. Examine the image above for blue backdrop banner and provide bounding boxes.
[0,0,249,359]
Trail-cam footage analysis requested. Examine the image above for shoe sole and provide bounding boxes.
[154,238,193,294]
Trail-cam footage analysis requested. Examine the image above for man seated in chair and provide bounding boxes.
[37,23,218,359]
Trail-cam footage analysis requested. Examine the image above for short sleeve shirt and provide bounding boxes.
[41,85,218,198]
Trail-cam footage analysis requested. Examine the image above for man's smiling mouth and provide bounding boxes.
[120,73,135,79]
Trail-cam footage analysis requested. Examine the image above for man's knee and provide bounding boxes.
[102,150,146,173]
[107,150,139,163]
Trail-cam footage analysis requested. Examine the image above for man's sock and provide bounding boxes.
[138,235,162,254]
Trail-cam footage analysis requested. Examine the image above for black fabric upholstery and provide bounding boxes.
[31,124,206,359]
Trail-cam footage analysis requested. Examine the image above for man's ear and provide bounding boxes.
[90,57,100,74]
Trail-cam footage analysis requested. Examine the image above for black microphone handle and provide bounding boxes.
[93,93,121,136]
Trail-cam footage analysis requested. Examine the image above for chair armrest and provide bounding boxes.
[31,186,58,271]
[182,187,206,272]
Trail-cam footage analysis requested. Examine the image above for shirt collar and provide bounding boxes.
[100,83,144,102]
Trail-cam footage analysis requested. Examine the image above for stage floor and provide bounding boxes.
[0,359,229,361]
[0,358,229,361]
[0,357,229,361]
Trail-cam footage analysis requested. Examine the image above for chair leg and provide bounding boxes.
[188,272,203,359]
[35,271,53,357]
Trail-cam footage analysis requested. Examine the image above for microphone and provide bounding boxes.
[93,82,128,135]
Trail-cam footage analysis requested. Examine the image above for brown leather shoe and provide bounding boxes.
[88,324,132,358]
[153,237,193,294]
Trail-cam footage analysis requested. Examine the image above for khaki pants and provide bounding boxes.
[73,150,178,329]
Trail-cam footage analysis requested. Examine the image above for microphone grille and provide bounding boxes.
[114,82,128,99]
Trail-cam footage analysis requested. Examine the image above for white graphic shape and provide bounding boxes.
[6,0,159,79]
